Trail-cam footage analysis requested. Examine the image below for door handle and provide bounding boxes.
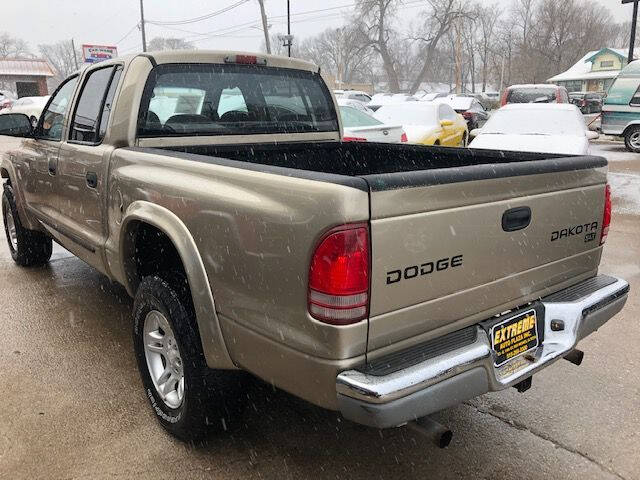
[86,171,98,189]
[502,207,531,232]
[48,157,57,175]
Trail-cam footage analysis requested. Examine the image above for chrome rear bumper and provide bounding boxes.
[336,275,629,428]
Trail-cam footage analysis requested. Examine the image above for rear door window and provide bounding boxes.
[70,66,117,143]
[138,63,338,137]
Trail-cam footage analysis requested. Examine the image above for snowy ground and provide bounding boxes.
[591,141,640,215]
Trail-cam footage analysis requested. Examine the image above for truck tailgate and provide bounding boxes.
[364,158,608,353]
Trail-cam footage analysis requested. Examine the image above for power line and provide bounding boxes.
[146,0,250,26]
[115,23,140,45]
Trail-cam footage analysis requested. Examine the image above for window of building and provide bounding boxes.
[600,60,614,69]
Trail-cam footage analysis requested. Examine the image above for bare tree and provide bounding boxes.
[297,26,373,84]
[38,41,81,83]
[354,0,401,92]
[0,33,32,58]
[147,37,194,51]
[409,0,470,94]
[476,3,501,92]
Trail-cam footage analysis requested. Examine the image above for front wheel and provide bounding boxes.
[133,274,243,441]
[2,183,52,266]
[624,126,640,152]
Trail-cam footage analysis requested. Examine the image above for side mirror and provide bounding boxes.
[0,113,33,137]
[586,130,599,140]
[440,119,454,127]
[470,128,482,138]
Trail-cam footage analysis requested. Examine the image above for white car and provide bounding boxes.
[368,93,418,111]
[1,96,50,123]
[338,101,406,143]
[469,103,599,155]
[337,98,375,115]
[338,90,372,104]
[374,102,467,146]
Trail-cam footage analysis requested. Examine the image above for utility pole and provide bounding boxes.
[455,20,462,94]
[287,0,291,57]
[139,0,147,52]
[71,38,79,70]
[258,0,271,54]
[623,0,639,63]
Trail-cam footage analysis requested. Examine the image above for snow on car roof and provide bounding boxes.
[507,84,560,89]
[500,103,580,112]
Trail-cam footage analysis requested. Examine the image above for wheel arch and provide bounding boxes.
[621,121,640,137]
[120,201,235,369]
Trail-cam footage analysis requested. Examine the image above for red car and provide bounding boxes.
[501,84,569,106]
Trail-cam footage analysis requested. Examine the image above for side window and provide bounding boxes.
[98,67,122,140]
[439,104,455,121]
[218,87,248,117]
[36,76,78,141]
[630,85,640,106]
[70,66,115,143]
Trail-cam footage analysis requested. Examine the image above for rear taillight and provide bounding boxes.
[308,224,370,325]
[343,136,367,142]
[400,132,408,142]
[601,184,611,245]
[500,89,509,106]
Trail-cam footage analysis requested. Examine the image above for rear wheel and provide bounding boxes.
[133,274,243,442]
[624,126,640,153]
[2,183,52,266]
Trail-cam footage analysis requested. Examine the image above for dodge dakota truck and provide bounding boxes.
[0,51,629,442]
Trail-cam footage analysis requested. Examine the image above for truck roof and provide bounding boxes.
[79,50,320,74]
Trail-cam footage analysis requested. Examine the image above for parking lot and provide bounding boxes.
[0,140,636,479]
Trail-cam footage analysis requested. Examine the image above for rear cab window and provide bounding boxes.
[507,88,557,104]
[138,63,339,137]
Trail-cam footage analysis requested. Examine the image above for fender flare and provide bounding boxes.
[0,159,38,230]
[622,120,640,136]
[120,200,235,370]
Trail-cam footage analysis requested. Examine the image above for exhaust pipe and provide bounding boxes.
[564,349,584,366]
[407,416,453,449]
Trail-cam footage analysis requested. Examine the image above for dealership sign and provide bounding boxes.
[82,44,118,64]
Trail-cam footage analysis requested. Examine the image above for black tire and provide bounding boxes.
[2,183,52,266]
[133,274,242,442]
[624,126,640,153]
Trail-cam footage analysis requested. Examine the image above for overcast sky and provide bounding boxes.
[2,0,635,56]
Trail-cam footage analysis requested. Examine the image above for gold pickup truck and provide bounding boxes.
[0,51,629,442]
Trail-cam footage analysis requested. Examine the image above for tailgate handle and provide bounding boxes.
[502,207,531,232]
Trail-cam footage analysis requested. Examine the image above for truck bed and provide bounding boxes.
[141,142,608,357]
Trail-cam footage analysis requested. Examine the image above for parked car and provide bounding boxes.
[569,92,603,114]
[337,90,372,104]
[0,91,15,112]
[374,102,468,146]
[438,95,489,131]
[337,98,375,115]
[501,84,569,106]
[601,59,640,152]
[0,50,627,445]
[0,96,50,124]
[469,103,598,155]
[418,92,448,102]
[368,93,418,111]
[338,100,406,143]
[460,92,495,110]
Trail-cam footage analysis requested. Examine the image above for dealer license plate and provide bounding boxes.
[490,308,539,367]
